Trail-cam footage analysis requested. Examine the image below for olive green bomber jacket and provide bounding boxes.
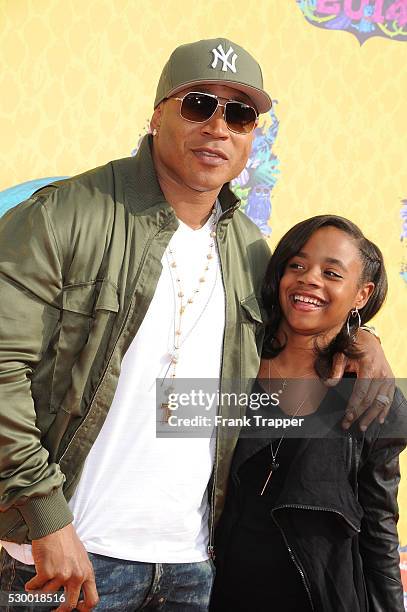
[0,135,270,545]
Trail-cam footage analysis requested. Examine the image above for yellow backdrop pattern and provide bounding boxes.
[1,0,407,540]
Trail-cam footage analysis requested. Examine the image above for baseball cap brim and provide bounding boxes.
[160,79,272,114]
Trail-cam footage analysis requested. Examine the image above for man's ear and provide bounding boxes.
[355,282,375,310]
[150,104,163,132]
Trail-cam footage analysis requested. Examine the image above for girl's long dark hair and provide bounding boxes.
[262,215,388,379]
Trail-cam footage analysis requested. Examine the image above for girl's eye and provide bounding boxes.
[325,270,342,279]
[287,262,304,270]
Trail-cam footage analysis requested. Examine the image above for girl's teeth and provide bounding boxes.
[294,295,322,306]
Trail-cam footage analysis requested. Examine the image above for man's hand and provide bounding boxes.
[25,523,99,611]
[327,330,395,431]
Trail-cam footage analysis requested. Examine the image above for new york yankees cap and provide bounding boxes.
[154,37,272,113]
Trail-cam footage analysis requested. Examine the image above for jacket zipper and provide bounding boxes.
[58,226,167,465]
[271,501,361,611]
[347,432,358,497]
[273,503,361,533]
[207,219,229,560]
[347,432,352,474]
[348,431,364,497]
[207,439,220,560]
[271,512,315,611]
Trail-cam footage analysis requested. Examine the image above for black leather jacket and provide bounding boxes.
[214,383,407,612]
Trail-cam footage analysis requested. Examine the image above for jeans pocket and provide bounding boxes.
[0,549,38,611]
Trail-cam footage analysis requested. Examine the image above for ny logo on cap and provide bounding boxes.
[211,44,237,73]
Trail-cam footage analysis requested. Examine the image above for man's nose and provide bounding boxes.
[201,106,229,138]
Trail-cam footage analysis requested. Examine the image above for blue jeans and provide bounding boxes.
[0,548,215,611]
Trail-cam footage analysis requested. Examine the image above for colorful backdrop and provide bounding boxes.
[1,0,407,600]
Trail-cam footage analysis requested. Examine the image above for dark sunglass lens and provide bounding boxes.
[181,93,218,123]
[225,102,257,134]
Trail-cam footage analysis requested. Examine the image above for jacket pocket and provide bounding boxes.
[49,280,119,414]
[239,293,264,386]
[0,509,27,542]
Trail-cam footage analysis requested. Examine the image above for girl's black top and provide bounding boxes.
[211,380,324,612]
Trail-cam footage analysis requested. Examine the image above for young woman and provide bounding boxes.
[210,215,407,612]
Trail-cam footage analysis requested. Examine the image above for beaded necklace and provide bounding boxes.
[160,206,218,422]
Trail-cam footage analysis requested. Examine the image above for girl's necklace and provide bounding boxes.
[259,359,314,496]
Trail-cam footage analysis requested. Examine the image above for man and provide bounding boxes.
[0,38,393,611]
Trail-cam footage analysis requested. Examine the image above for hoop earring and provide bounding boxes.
[346,308,361,339]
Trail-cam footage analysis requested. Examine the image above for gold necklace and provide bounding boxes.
[268,359,315,399]
[160,206,218,422]
[259,359,315,495]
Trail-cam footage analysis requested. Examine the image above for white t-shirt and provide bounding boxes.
[2,210,225,564]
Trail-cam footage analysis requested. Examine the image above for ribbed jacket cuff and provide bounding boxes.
[18,488,73,540]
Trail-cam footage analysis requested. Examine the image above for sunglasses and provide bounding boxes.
[172,91,259,134]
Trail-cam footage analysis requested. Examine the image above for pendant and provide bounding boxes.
[260,461,279,496]
[160,402,172,424]
[278,380,288,395]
